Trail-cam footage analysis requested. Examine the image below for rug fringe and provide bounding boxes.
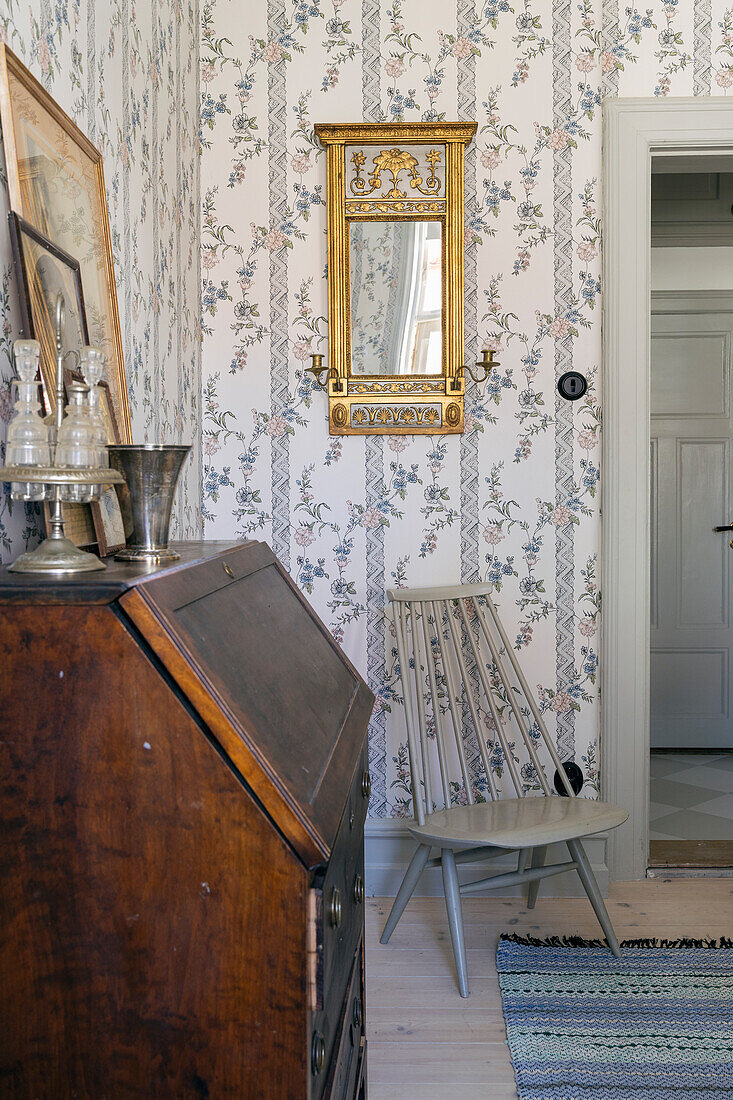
[499,932,733,949]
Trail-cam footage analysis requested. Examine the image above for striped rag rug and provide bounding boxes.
[497,934,733,1099]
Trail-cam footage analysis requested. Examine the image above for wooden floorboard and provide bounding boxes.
[649,839,733,867]
[365,879,733,1099]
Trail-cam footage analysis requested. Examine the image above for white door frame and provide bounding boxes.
[602,97,733,883]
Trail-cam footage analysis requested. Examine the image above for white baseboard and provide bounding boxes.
[365,818,610,899]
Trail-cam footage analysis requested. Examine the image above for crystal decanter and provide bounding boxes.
[5,339,50,501]
[79,346,109,500]
[56,381,98,502]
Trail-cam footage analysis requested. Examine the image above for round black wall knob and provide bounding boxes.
[557,371,588,401]
[553,760,584,796]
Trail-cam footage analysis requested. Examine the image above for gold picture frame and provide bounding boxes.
[0,44,131,441]
[313,122,476,435]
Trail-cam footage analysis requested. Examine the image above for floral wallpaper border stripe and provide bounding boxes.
[458,0,480,587]
[552,0,576,761]
[694,0,712,94]
[362,0,389,818]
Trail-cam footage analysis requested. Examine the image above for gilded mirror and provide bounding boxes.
[312,122,476,435]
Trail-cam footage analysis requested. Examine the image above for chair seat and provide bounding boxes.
[408,796,629,850]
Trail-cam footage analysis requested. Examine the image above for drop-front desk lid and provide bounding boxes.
[119,541,374,869]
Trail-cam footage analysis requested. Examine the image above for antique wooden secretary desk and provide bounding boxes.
[0,541,373,1098]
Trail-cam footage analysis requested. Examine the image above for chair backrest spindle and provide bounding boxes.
[405,603,434,815]
[430,600,474,806]
[456,599,523,798]
[418,602,452,809]
[392,601,427,826]
[444,600,498,801]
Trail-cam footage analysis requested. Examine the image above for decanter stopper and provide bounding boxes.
[14,339,42,383]
[79,346,106,387]
[6,339,50,501]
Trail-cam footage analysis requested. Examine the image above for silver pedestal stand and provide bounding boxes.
[0,293,126,574]
[0,465,126,573]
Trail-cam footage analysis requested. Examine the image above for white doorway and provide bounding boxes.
[646,161,733,867]
[602,98,733,882]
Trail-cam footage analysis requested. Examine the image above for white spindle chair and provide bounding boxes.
[381,582,628,997]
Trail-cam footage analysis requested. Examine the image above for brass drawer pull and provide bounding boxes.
[311,1031,326,1075]
[222,561,234,578]
[353,873,364,905]
[361,770,371,801]
[353,996,363,1030]
[328,886,342,928]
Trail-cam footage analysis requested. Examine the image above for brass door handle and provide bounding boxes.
[713,524,733,532]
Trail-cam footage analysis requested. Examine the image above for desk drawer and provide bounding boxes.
[309,745,368,1100]
[322,943,365,1100]
[321,744,368,1006]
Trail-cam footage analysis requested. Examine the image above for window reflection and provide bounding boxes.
[349,220,442,376]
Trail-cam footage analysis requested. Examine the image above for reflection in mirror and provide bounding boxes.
[349,220,442,376]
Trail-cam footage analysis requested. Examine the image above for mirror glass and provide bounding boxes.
[349,220,442,376]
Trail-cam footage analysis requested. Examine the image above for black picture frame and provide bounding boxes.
[8,210,89,415]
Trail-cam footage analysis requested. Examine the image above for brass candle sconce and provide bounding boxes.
[450,348,499,391]
[305,353,343,393]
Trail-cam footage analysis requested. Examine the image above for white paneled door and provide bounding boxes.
[651,292,733,749]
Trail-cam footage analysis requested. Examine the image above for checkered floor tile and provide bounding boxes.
[650,752,733,841]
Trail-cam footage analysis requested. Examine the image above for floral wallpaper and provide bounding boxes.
[0,0,202,561]
[199,0,733,818]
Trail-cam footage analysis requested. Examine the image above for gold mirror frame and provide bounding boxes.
[313,122,476,435]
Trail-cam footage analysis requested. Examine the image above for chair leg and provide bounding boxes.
[566,837,621,957]
[526,845,547,910]
[380,843,431,945]
[517,848,531,874]
[441,848,469,998]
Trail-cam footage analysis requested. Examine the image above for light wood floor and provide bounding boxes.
[365,879,733,1100]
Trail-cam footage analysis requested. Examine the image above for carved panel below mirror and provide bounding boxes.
[313,122,476,435]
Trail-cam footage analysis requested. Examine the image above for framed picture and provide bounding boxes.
[92,487,126,556]
[0,44,131,440]
[9,211,89,412]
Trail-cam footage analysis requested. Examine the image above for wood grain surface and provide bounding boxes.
[0,542,373,1098]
